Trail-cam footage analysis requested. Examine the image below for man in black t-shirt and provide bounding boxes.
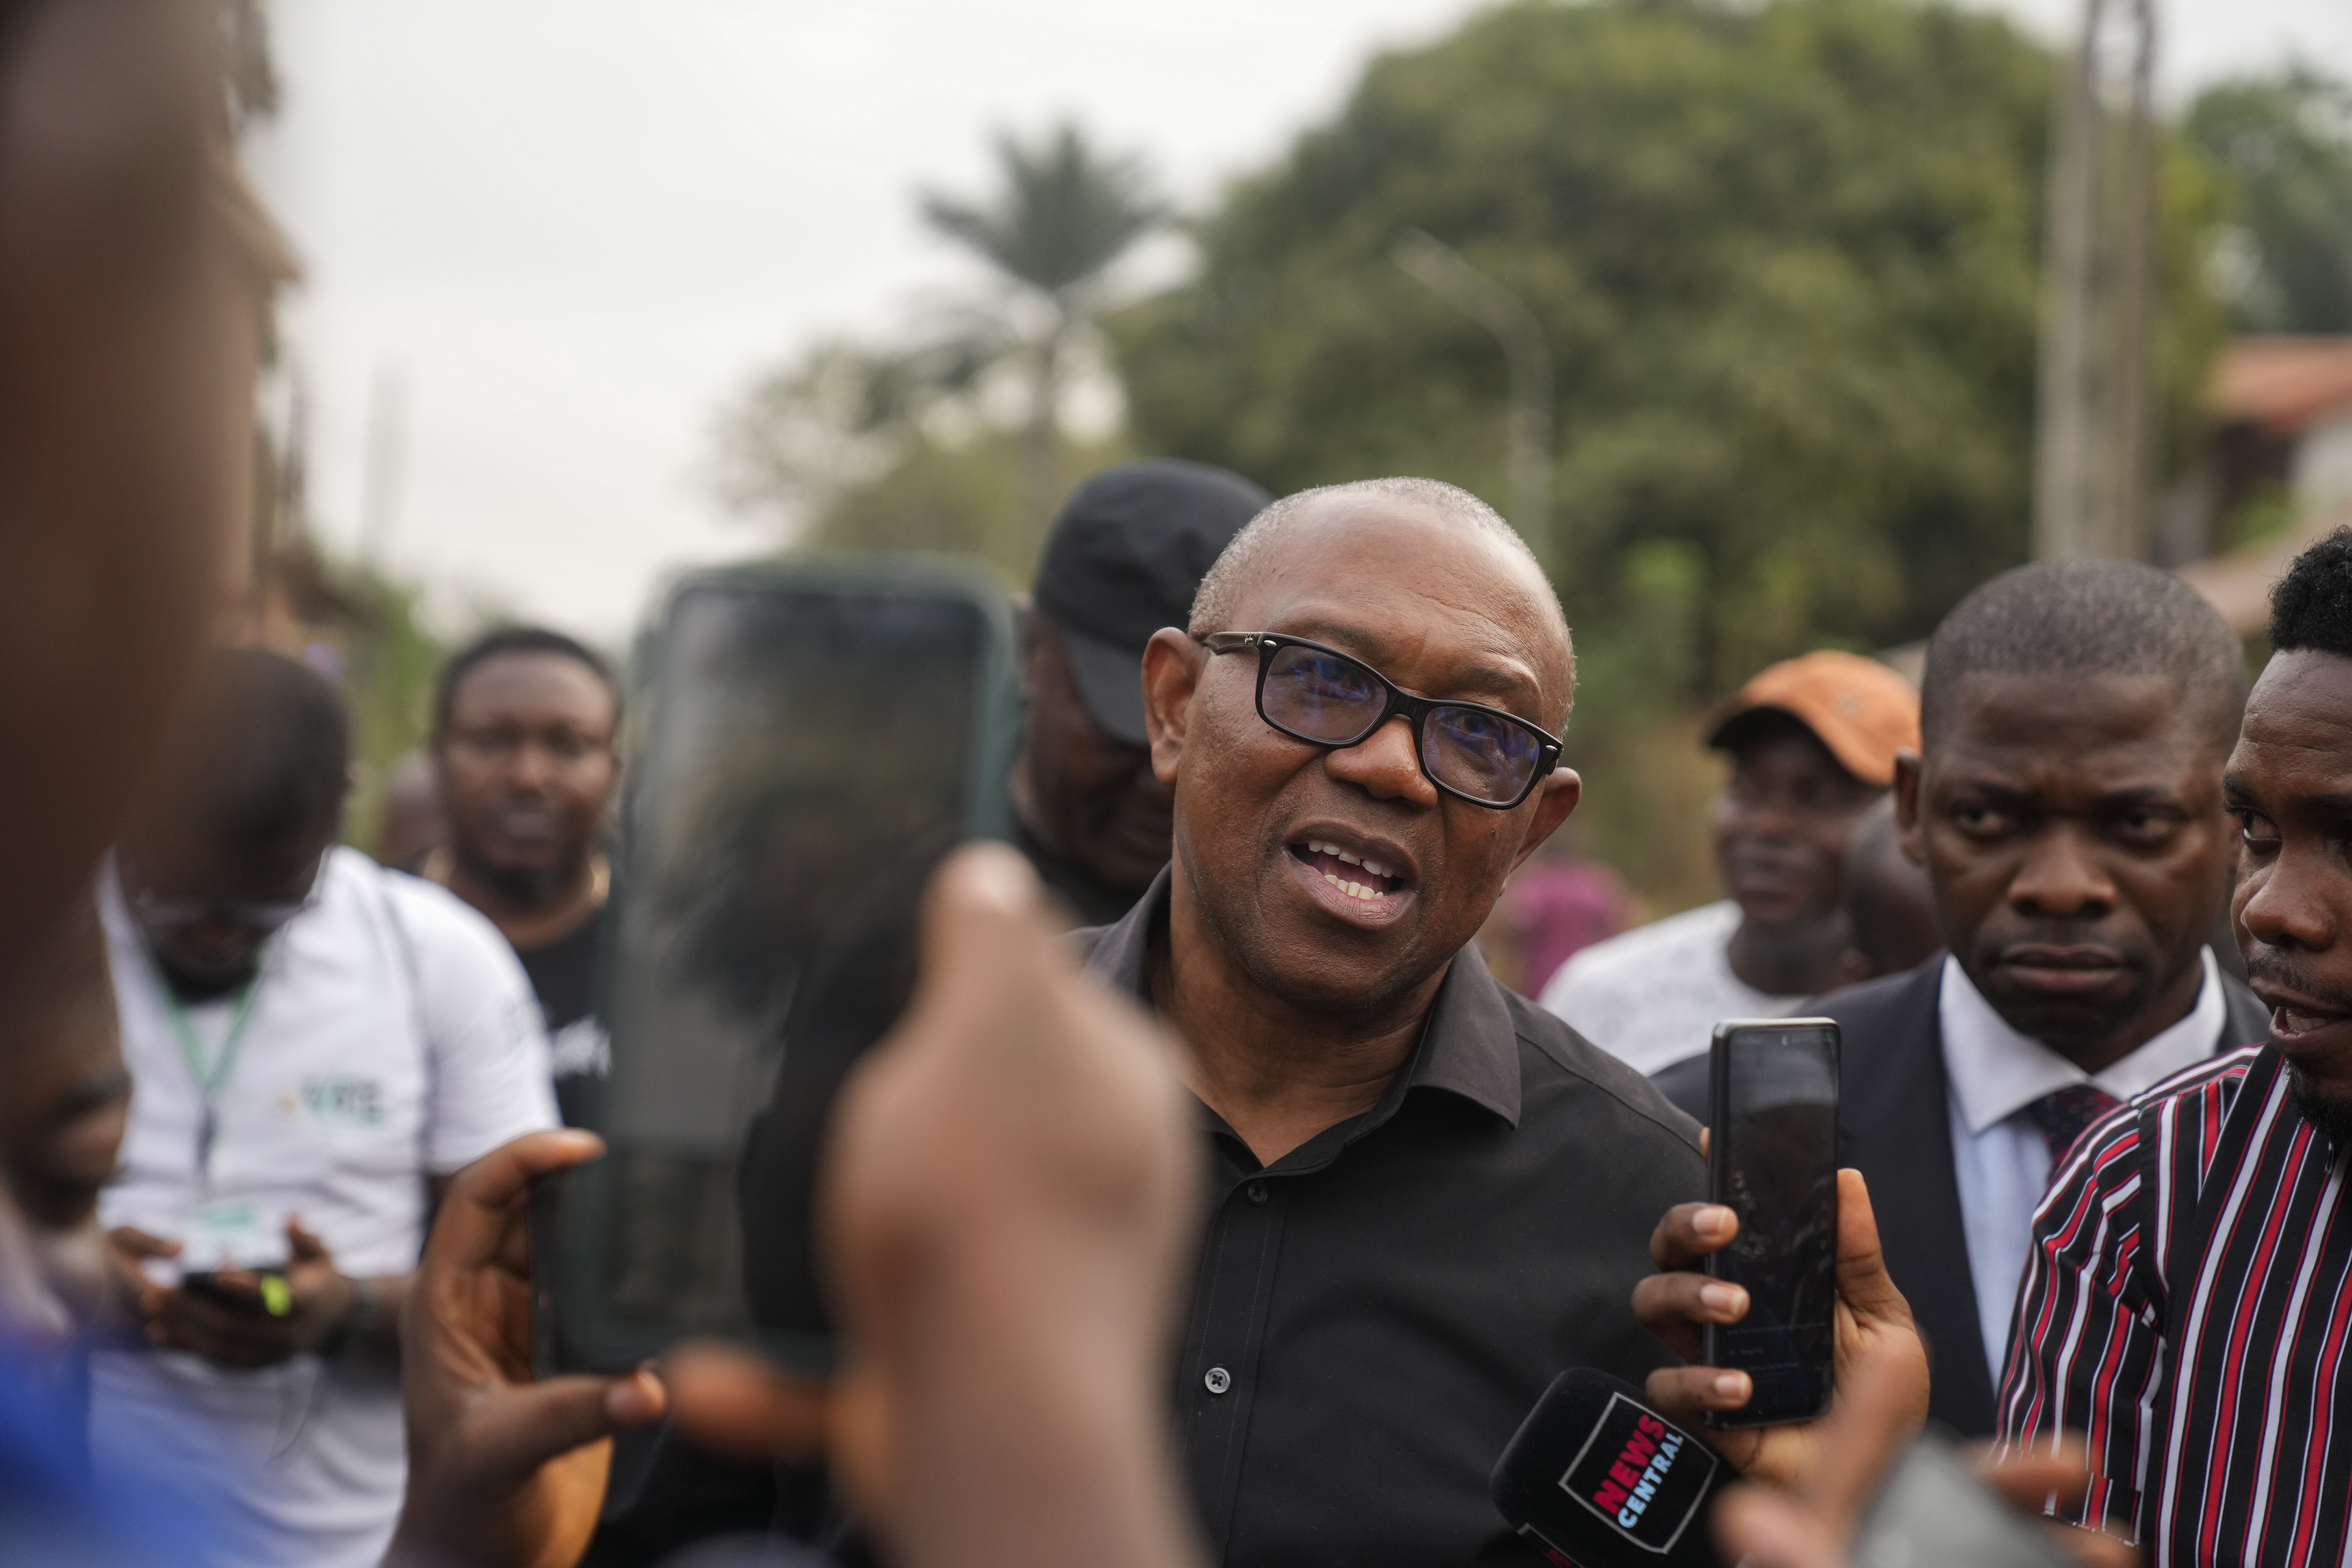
[1014,461,1269,926]
[425,626,621,1126]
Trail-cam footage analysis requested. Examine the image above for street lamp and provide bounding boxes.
[1392,229,1556,569]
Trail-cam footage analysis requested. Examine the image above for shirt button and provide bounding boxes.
[1204,1366,1232,1395]
[1246,1182,1269,1205]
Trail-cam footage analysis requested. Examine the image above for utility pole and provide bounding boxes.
[1392,230,1555,569]
[358,361,410,568]
[2033,0,2159,561]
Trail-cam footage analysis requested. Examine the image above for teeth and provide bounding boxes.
[2284,1009,2332,1032]
[1320,872,1385,901]
[1307,840,1395,882]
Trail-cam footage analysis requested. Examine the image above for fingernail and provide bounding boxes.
[1700,1283,1745,1315]
[1713,1372,1747,1400]
[1696,1206,1735,1239]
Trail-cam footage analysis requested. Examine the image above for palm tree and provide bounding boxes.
[921,122,1163,522]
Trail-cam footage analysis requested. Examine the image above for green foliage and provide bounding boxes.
[922,124,1166,303]
[2187,67,2352,334]
[803,425,1132,585]
[1112,0,2217,718]
[715,121,1160,561]
[334,561,447,851]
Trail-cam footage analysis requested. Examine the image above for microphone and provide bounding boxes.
[1492,1369,1730,1567]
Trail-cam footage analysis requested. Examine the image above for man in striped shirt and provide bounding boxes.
[1998,527,2352,1564]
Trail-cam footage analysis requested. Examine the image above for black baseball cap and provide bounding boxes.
[1032,459,1270,746]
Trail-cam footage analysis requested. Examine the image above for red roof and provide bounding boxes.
[2213,337,2352,437]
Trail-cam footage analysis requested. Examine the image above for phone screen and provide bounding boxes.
[547,564,1013,1375]
[1704,1019,1839,1428]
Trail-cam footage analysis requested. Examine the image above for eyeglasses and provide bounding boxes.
[1199,631,1563,810]
[127,857,326,939]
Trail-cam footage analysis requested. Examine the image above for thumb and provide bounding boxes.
[434,1369,666,1490]
[1834,1169,1911,1324]
[285,1218,330,1265]
[111,1228,181,1260]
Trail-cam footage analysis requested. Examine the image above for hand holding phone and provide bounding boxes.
[1630,1032,1930,1485]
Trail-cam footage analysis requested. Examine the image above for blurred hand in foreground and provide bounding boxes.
[391,843,1203,1568]
[1632,1168,1930,1483]
[1711,1338,2136,1568]
[386,1129,663,1568]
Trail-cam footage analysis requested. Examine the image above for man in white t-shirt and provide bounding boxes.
[1540,650,1918,1075]
[94,648,556,1568]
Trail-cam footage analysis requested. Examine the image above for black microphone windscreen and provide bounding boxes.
[1491,1369,1730,1568]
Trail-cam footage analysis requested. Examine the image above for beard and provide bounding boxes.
[2287,1064,2352,1151]
[464,848,585,909]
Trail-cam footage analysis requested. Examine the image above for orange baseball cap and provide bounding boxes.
[1703,650,1919,788]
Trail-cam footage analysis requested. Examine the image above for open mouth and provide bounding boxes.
[1289,838,1407,903]
[2278,1007,2346,1035]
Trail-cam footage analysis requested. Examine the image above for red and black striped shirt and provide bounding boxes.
[1994,1044,2352,1565]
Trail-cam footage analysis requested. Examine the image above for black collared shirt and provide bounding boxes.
[1076,872,1706,1568]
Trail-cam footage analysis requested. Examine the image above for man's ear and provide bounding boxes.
[1140,629,1204,788]
[1508,766,1583,876]
[1893,749,1924,866]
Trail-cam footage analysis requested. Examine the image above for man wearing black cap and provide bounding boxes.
[1014,459,1271,926]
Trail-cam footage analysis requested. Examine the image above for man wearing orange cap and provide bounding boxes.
[1540,650,1918,1076]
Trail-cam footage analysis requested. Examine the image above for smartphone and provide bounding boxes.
[1703,1018,1840,1428]
[539,557,1018,1378]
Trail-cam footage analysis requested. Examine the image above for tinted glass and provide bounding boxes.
[1423,702,1544,802]
[1706,1023,1839,1426]
[580,580,986,1367]
[1261,640,1384,742]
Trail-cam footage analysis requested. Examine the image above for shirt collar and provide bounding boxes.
[1081,867,1522,1132]
[1939,947,2224,1135]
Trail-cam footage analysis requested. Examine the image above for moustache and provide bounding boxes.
[2244,946,2352,1015]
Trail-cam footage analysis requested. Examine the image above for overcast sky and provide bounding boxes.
[248,0,2352,640]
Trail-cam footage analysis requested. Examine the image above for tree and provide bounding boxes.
[2187,66,2352,334]
[921,122,1162,523]
[1112,0,2219,714]
[712,122,1158,578]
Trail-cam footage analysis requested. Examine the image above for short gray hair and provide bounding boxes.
[1188,476,1553,635]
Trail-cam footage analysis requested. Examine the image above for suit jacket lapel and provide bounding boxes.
[1834,959,1997,1436]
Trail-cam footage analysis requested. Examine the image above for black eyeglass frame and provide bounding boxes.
[1199,630,1564,810]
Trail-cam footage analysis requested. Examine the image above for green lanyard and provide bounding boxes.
[156,955,268,1182]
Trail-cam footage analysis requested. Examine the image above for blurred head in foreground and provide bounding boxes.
[1016,459,1268,922]
[0,0,242,1338]
[116,647,351,997]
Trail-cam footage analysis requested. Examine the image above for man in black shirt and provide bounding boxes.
[1013,460,1267,926]
[1114,477,1703,1568]
[426,627,621,1125]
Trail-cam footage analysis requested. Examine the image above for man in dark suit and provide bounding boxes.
[1811,561,2264,1437]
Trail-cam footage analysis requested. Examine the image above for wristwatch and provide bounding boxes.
[330,1275,387,1360]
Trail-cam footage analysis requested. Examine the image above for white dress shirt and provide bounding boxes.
[1939,948,2223,1382]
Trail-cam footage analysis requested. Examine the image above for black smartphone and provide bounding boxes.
[1703,1017,1840,1429]
[538,557,1018,1379]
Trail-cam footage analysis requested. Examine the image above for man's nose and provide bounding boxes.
[2239,843,2336,955]
[505,740,557,790]
[1322,715,1438,807]
[2006,824,2115,920]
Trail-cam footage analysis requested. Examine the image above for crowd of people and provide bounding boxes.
[9,3,2352,1567]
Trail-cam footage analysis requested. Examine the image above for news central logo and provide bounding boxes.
[1556,1393,1718,1553]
